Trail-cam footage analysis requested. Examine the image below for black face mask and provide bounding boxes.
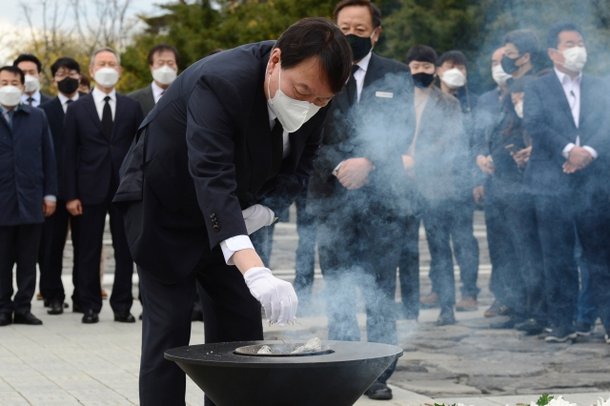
[346,34,373,62]
[57,77,80,95]
[500,55,520,74]
[412,72,435,89]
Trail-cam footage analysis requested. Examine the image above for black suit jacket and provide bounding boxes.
[523,71,610,196]
[307,53,415,217]
[114,41,328,282]
[63,93,143,205]
[128,85,155,116]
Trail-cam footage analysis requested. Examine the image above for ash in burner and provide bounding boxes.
[234,338,332,357]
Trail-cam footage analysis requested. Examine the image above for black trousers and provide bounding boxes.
[138,247,263,406]
[398,215,421,318]
[0,224,42,315]
[77,201,133,314]
[38,201,80,303]
[535,190,610,330]
[317,206,402,384]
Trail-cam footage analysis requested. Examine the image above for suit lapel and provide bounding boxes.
[547,73,577,131]
[83,94,102,129]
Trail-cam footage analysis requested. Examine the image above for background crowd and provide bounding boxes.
[1,0,610,403]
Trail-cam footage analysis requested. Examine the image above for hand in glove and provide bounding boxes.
[242,204,276,235]
[243,267,298,324]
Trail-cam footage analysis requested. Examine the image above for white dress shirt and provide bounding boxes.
[151,81,166,104]
[58,93,80,113]
[554,68,597,159]
[353,51,372,103]
[20,91,42,107]
[91,87,117,121]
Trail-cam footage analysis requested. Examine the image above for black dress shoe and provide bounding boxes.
[82,309,99,324]
[515,318,545,335]
[13,312,43,325]
[365,381,393,400]
[0,313,12,326]
[114,312,136,323]
[47,300,64,315]
[436,308,456,326]
[72,302,83,313]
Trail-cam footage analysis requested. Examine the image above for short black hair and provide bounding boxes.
[547,22,584,49]
[333,0,382,28]
[147,44,180,66]
[437,50,467,67]
[0,66,25,84]
[13,53,43,73]
[275,17,352,94]
[50,57,81,77]
[405,45,438,65]
[504,29,540,57]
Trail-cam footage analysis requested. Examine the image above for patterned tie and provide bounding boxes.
[101,96,113,138]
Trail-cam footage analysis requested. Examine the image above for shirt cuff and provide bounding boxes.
[43,195,57,202]
[562,143,576,159]
[220,235,254,266]
[582,146,598,159]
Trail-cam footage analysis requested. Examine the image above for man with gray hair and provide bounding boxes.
[63,47,143,324]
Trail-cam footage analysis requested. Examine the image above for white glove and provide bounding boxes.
[242,204,276,235]
[243,267,298,324]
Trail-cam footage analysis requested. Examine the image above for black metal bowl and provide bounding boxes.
[165,340,403,406]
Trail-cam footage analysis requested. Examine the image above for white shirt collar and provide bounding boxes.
[92,86,116,103]
[355,51,373,74]
[21,91,41,105]
[151,81,166,103]
[58,92,79,105]
[554,67,582,86]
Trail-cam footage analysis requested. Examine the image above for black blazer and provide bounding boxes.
[128,85,156,116]
[523,71,610,196]
[62,93,143,205]
[307,53,415,217]
[114,41,328,282]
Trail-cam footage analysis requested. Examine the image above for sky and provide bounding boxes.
[0,0,172,63]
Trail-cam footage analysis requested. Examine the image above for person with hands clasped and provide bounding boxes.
[114,18,352,406]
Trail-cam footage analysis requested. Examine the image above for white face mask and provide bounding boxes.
[514,100,524,119]
[441,68,466,89]
[491,64,512,87]
[267,63,321,133]
[24,74,40,93]
[152,65,177,86]
[0,85,23,107]
[94,67,120,88]
[562,46,587,73]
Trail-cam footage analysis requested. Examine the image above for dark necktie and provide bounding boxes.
[102,95,113,138]
[346,64,360,104]
[271,118,284,172]
[27,97,34,106]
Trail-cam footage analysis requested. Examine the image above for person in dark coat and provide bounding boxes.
[38,57,86,315]
[113,18,351,406]
[63,48,143,325]
[306,0,414,400]
[0,65,57,326]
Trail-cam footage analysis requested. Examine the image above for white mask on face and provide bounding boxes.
[514,100,524,119]
[152,65,177,86]
[492,64,512,86]
[267,62,321,133]
[24,74,40,93]
[0,85,23,107]
[94,67,120,88]
[441,68,466,89]
[562,46,587,73]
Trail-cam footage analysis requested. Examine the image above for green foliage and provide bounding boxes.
[536,393,554,405]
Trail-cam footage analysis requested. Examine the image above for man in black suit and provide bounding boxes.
[63,48,143,324]
[128,44,179,116]
[306,0,413,400]
[114,18,351,406]
[39,57,85,315]
[523,22,610,343]
[13,54,52,107]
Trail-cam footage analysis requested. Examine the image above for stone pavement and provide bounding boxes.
[1,210,610,405]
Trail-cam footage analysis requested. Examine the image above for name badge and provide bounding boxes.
[375,91,394,98]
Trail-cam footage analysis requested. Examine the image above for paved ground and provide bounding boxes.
[1,210,609,405]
